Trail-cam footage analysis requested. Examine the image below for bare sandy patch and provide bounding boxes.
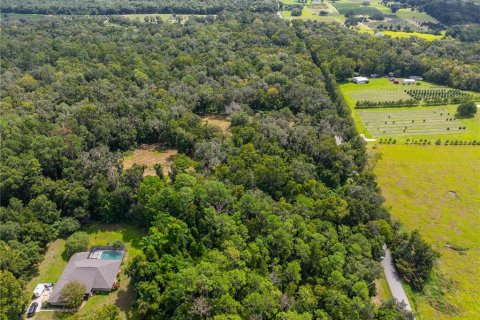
[123,144,177,176]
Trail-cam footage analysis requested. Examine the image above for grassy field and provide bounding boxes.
[359,28,444,40]
[333,2,383,15]
[395,8,439,23]
[281,6,345,23]
[202,116,231,134]
[27,224,145,320]
[123,145,177,176]
[372,145,480,319]
[340,79,480,140]
[358,105,473,138]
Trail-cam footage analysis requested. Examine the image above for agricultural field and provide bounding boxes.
[26,224,145,320]
[359,106,467,137]
[340,79,480,140]
[372,145,480,319]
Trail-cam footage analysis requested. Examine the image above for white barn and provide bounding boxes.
[352,76,369,84]
[402,79,415,84]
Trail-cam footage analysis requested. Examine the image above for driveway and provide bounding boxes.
[381,244,413,312]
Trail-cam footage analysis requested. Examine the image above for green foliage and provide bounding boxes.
[0,11,441,319]
[111,240,124,248]
[0,270,27,320]
[85,304,120,320]
[457,101,477,118]
[0,0,278,15]
[405,89,472,104]
[59,280,86,309]
[64,232,89,259]
[392,230,439,291]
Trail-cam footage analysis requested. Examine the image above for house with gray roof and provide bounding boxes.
[49,248,125,306]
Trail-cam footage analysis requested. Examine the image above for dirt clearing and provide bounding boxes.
[202,116,231,134]
[123,144,177,176]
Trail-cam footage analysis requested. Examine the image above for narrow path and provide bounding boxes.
[360,134,377,142]
[381,244,413,312]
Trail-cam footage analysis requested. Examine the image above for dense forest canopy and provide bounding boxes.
[0,8,449,320]
[0,0,277,15]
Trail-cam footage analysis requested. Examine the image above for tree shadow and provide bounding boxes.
[115,278,137,319]
[454,112,475,119]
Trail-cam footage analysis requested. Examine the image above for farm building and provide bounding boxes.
[352,76,369,84]
[48,248,125,306]
[409,76,423,81]
[402,79,416,85]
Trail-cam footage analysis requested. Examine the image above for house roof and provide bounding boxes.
[49,250,124,304]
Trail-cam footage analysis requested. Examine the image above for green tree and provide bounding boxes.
[64,231,89,259]
[392,230,439,290]
[85,304,120,320]
[457,101,477,117]
[59,281,86,309]
[0,270,27,320]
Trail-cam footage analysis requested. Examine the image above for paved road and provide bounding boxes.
[381,244,413,312]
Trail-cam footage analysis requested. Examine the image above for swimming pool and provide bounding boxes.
[100,250,123,260]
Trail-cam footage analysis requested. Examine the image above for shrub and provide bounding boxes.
[457,101,477,117]
[111,240,124,249]
[291,7,303,16]
[59,281,86,309]
[435,139,441,145]
[64,231,89,259]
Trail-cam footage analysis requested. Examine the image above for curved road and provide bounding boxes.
[381,245,413,312]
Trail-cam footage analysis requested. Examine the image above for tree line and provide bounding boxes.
[294,20,480,92]
[0,0,277,15]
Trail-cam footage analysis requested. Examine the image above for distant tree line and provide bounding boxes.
[0,0,277,15]
[385,0,480,25]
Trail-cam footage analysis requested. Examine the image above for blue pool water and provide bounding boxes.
[100,250,123,260]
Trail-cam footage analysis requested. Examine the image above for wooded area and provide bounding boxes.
[0,7,458,320]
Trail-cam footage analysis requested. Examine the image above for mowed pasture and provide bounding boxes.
[359,106,466,137]
[372,145,480,319]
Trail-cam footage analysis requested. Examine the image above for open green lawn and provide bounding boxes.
[340,79,480,141]
[27,223,145,320]
[281,5,345,22]
[395,8,438,23]
[333,2,383,15]
[372,145,480,319]
[359,28,444,41]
